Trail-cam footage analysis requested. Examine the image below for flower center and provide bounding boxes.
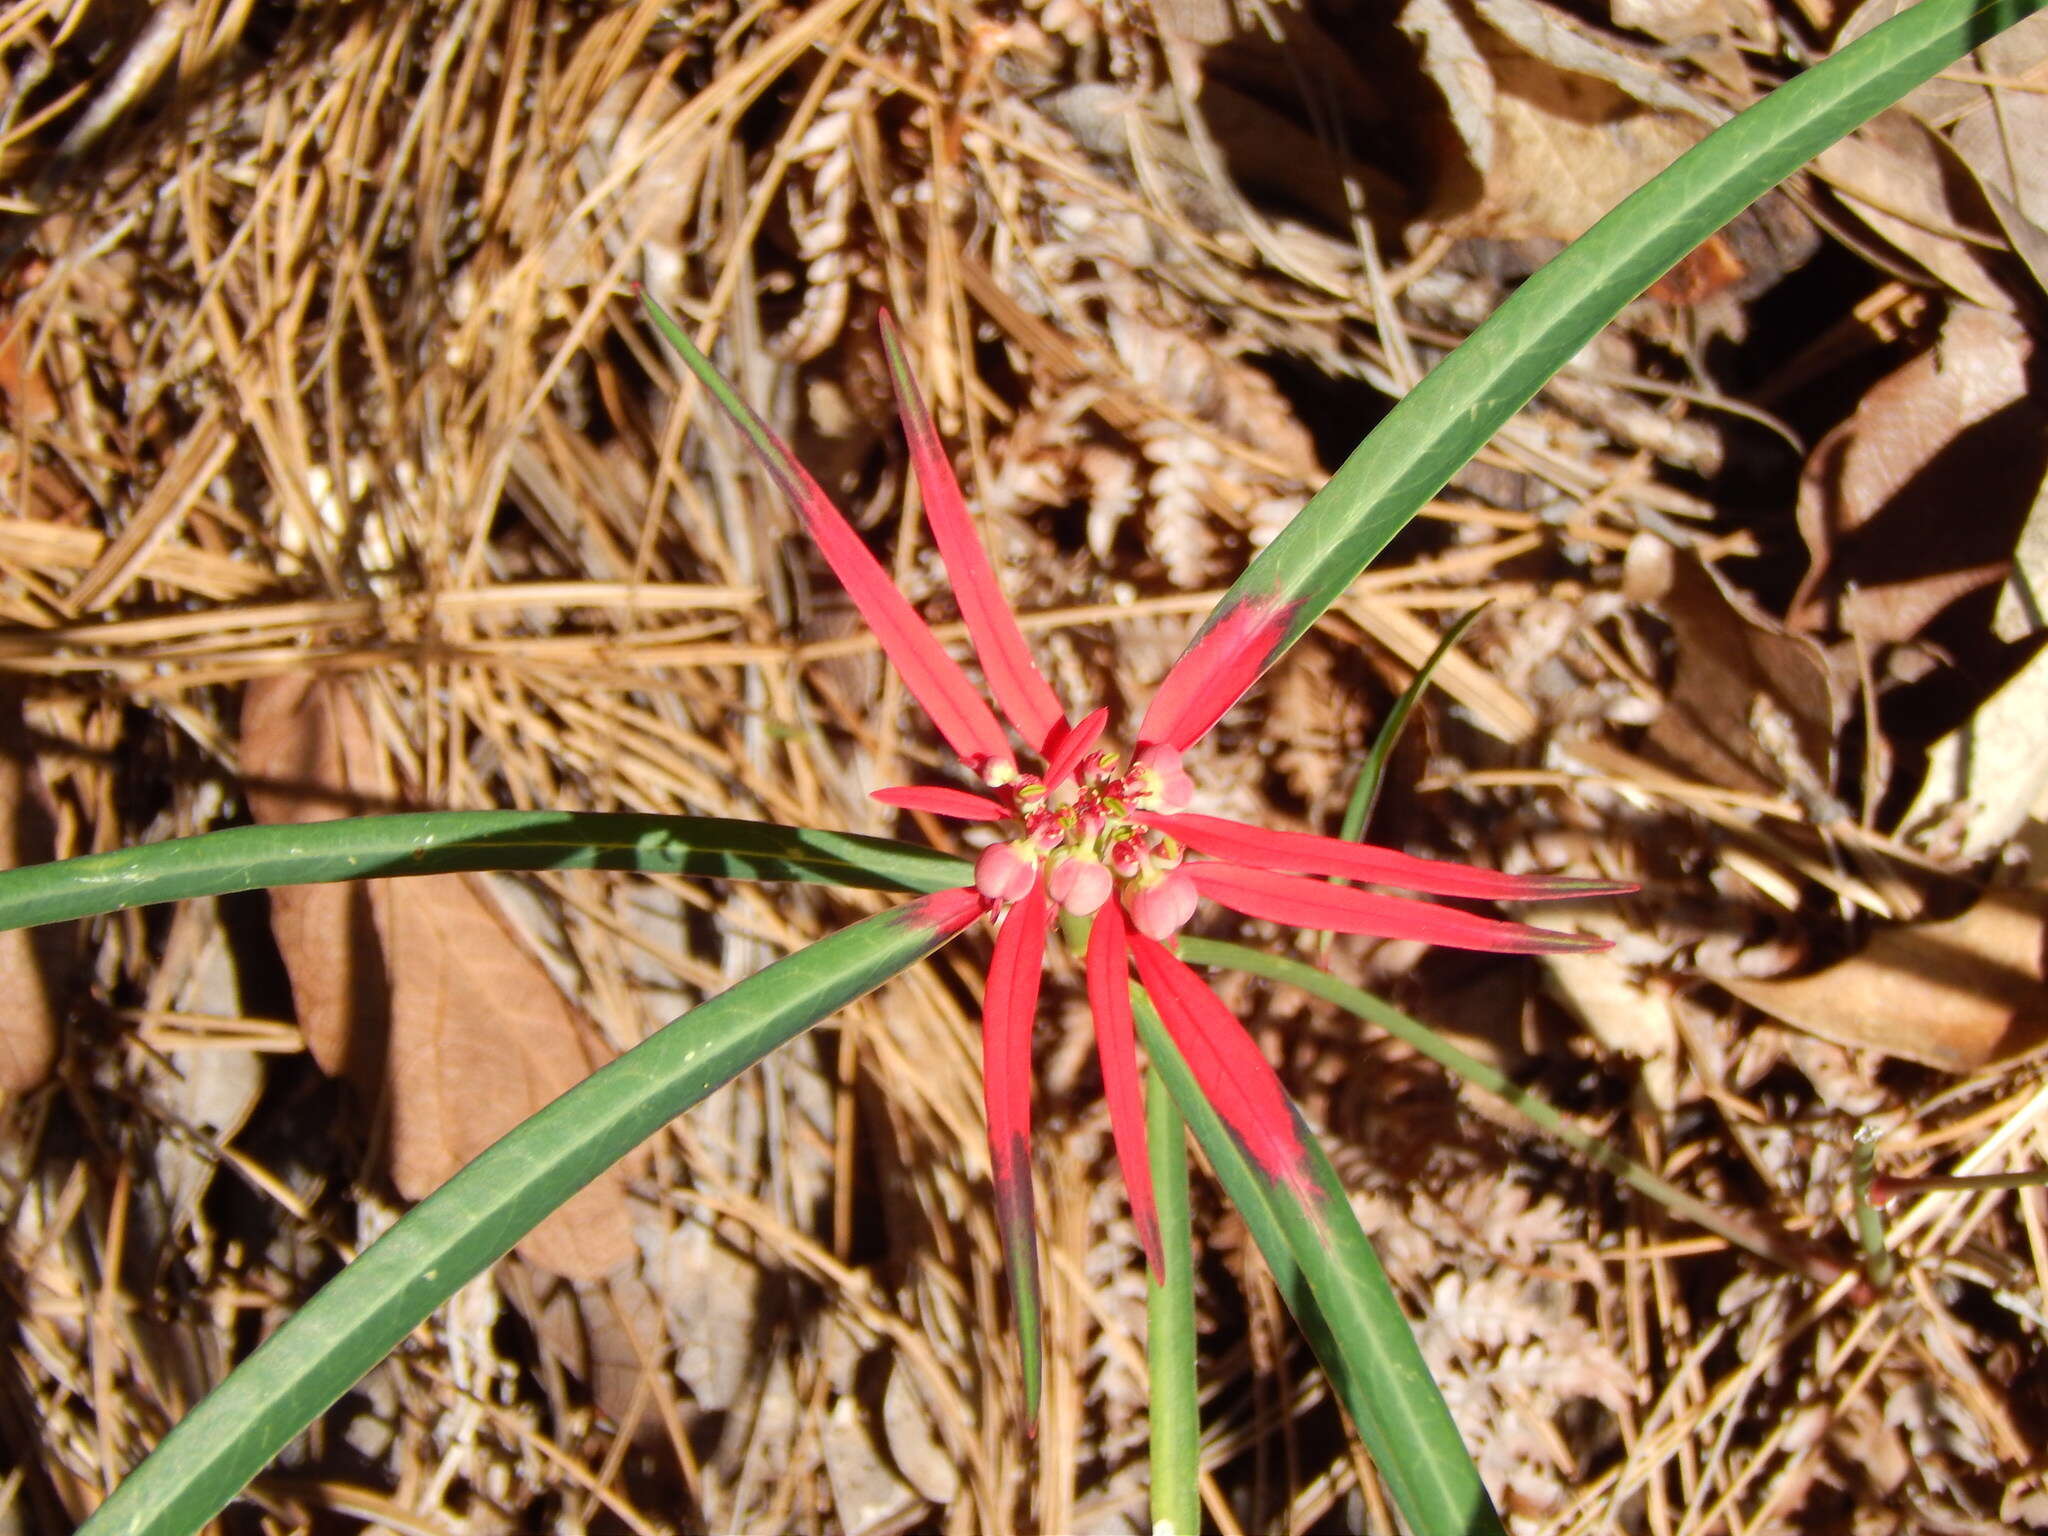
[973,744,1199,937]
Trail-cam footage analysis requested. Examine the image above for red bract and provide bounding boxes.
[647,298,1632,1421]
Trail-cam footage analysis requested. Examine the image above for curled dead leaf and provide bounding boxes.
[1466,33,1705,244]
[1711,887,2048,1070]
[1901,8,2048,300]
[1790,305,2044,646]
[1813,109,2012,311]
[1901,640,2048,863]
[1643,550,1841,802]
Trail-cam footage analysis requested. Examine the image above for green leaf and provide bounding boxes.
[1191,0,2044,674]
[1145,1059,1200,1536]
[1136,993,1503,1536]
[0,811,972,932]
[77,892,979,1536]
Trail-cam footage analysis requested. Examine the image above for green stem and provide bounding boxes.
[1138,992,1504,1536]
[1851,1130,1896,1290]
[1146,1060,1200,1536]
[1338,606,1487,850]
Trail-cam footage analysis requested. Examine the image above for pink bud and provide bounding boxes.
[1134,745,1194,810]
[1127,869,1199,940]
[1046,853,1113,916]
[975,841,1040,903]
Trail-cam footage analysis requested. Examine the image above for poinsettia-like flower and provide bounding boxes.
[644,296,1631,1416]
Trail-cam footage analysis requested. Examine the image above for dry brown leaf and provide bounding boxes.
[1993,474,2048,644]
[1402,0,1711,242]
[1543,947,1678,1109]
[0,688,66,1092]
[369,871,632,1279]
[823,1394,922,1533]
[1468,0,1722,121]
[1643,551,1840,801]
[1712,888,2048,1070]
[1464,33,1704,243]
[1900,10,2048,297]
[1610,0,1769,95]
[241,674,393,1078]
[1789,305,2043,645]
[881,1355,960,1505]
[1901,640,2048,863]
[1813,107,2012,310]
[504,1261,668,1436]
[240,675,633,1281]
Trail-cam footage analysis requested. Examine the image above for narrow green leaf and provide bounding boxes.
[79,892,980,1536]
[1145,1060,1200,1536]
[1338,604,1487,849]
[0,811,972,932]
[1189,0,2044,677]
[1135,993,1502,1536]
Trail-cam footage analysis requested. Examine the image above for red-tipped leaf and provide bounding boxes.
[1042,706,1109,788]
[1138,595,1296,752]
[1084,903,1163,1280]
[871,785,1013,821]
[880,313,1066,755]
[1139,812,1637,901]
[642,292,1013,772]
[983,879,1051,1422]
[1128,929,1316,1204]
[1188,862,1610,954]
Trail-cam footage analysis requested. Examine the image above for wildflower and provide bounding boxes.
[644,297,1632,1416]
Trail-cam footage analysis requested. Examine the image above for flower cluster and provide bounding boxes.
[645,296,1630,1414]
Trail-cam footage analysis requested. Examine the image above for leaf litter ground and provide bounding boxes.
[3,0,2048,1530]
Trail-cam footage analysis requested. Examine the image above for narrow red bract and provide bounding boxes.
[984,880,1051,1419]
[1129,932,1317,1207]
[871,785,1012,821]
[1139,811,1636,902]
[1138,597,1295,751]
[1187,862,1609,953]
[880,314,1067,755]
[647,299,1631,1423]
[1042,706,1109,788]
[1085,902,1163,1280]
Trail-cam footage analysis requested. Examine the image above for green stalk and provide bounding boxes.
[1145,1060,1200,1536]
[1337,606,1487,851]
[1851,1128,1897,1290]
[1137,994,1503,1536]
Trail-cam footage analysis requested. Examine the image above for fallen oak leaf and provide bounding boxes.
[1640,549,1841,804]
[241,673,392,1083]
